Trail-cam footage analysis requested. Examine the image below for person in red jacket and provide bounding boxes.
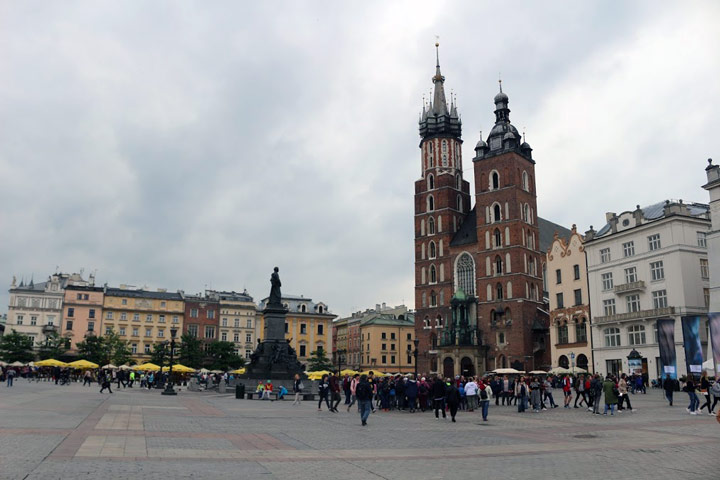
[328,372,341,412]
[562,375,573,408]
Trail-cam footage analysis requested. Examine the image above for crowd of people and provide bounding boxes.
[291,370,720,426]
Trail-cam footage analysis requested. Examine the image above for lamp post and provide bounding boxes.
[161,327,178,396]
[410,338,419,378]
[570,351,575,376]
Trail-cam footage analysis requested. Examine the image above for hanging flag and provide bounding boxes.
[681,316,703,377]
[656,317,677,379]
[708,313,720,375]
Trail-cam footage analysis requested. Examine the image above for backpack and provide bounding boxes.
[480,388,488,400]
[419,383,428,395]
[298,381,304,391]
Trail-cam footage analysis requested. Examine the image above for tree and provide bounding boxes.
[178,333,204,368]
[76,335,105,365]
[150,342,169,367]
[307,349,333,372]
[205,341,244,371]
[0,330,35,363]
[37,331,70,360]
[104,330,132,366]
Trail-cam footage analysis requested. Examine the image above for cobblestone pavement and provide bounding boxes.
[0,382,718,479]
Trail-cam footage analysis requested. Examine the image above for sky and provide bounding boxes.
[1,1,719,318]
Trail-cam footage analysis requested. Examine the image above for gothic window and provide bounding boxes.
[456,174,461,189]
[494,229,502,248]
[428,142,434,167]
[428,217,435,235]
[430,291,437,307]
[522,171,529,191]
[427,195,435,212]
[441,140,448,166]
[456,253,475,296]
[430,265,437,284]
[496,283,504,300]
[492,203,502,223]
[428,174,434,190]
[431,334,438,349]
[457,195,462,213]
[491,171,500,190]
[420,219,425,236]
[424,316,430,328]
[495,256,503,275]
[505,307,511,321]
[429,241,437,259]
[436,315,443,327]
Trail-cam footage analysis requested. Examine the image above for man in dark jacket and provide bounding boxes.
[329,372,341,412]
[405,377,418,412]
[445,379,461,422]
[356,375,373,426]
[663,374,678,406]
[431,376,447,419]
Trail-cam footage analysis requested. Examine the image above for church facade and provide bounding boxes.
[414,46,563,378]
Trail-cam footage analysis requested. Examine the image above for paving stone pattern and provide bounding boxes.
[0,382,718,479]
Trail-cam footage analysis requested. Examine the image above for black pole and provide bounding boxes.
[162,328,177,396]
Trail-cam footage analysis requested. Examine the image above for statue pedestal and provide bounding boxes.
[240,304,306,386]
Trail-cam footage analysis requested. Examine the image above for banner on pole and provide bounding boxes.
[708,313,720,374]
[681,316,703,376]
[656,317,677,379]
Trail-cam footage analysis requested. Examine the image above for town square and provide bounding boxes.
[1,1,719,478]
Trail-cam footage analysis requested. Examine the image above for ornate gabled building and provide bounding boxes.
[414,44,562,378]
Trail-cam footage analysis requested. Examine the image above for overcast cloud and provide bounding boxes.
[1,1,718,317]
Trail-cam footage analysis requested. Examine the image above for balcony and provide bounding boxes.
[42,324,58,334]
[439,328,482,348]
[593,306,675,325]
[614,280,646,295]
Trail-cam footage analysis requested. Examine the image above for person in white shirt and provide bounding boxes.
[464,377,479,412]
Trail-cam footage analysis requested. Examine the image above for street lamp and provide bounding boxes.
[161,327,178,396]
[570,351,575,376]
[409,338,419,378]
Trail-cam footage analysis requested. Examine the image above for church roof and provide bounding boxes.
[449,208,571,253]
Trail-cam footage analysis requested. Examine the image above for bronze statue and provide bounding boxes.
[269,267,282,307]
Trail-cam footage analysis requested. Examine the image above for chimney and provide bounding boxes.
[606,213,619,233]
[584,225,596,241]
[633,205,644,226]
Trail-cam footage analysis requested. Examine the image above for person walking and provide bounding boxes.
[591,374,603,415]
[347,374,360,412]
[529,377,542,413]
[328,372,341,412]
[684,376,700,415]
[317,374,331,411]
[445,378,461,422]
[479,379,492,421]
[83,370,93,386]
[617,374,635,412]
[698,371,713,415]
[418,377,429,412]
[128,370,135,388]
[356,375,373,426]
[663,374,677,406]
[343,374,351,405]
[99,373,113,394]
[464,377,479,412]
[574,374,587,408]
[431,376,447,420]
[6,368,15,387]
[543,376,557,408]
[709,375,720,414]
[292,373,303,406]
[602,375,618,415]
[562,375,573,408]
[516,376,527,413]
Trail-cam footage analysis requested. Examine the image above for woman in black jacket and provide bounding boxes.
[698,371,713,414]
[431,376,447,419]
[445,379,461,422]
[317,374,331,411]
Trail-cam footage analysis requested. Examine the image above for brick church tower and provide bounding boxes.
[414,43,471,374]
[471,82,548,373]
[414,46,551,377]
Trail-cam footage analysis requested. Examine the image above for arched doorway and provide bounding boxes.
[460,357,475,377]
[443,357,455,379]
[577,354,588,371]
[497,354,506,369]
[558,355,569,368]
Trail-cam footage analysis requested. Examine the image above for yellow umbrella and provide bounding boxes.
[306,370,331,380]
[161,364,196,373]
[230,368,246,375]
[35,359,68,367]
[67,359,99,369]
[340,369,358,376]
[132,362,161,371]
[359,370,387,377]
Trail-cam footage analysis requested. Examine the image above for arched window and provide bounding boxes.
[575,318,587,342]
[300,304,306,313]
[430,265,437,284]
[558,355,569,368]
[604,327,621,347]
[496,283,504,300]
[429,241,436,259]
[428,217,435,235]
[491,171,500,190]
[428,174,434,190]
[318,305,324,314]
[427,195,435,212]
[436,315,443,327]
[424,316,430,328]
[504,307,512,322]
[522,171,529,191]
[456,195,462,213]
[557,321,569,344]
[428,142,434,168]
[495,256,503,275]
[455,253,475,296]
[494,229,502,248]
[430,291,437,307]
[441,139,448,166]
[493,204,502,223]
[498,354,507,369]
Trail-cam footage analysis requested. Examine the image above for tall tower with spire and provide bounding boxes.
[414,42,471,374]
